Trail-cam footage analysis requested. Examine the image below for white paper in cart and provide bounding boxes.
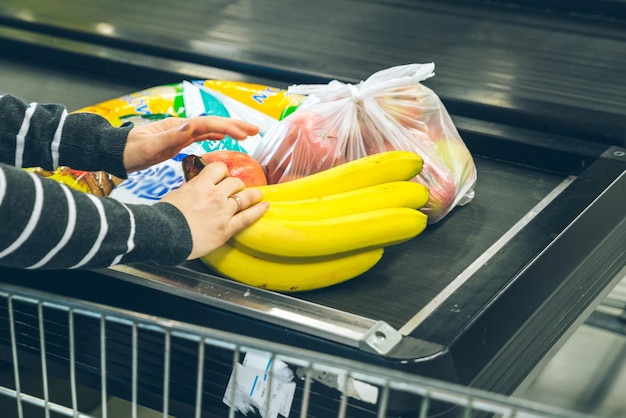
[223,351,296,418]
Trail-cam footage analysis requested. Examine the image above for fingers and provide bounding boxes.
[181,116,259,141]
[194,163,267,237]
[228,195,243,213]
[228,187,267,234]
[192,161,244,193]
[230,199,269,235]
[228,188,263,214]
[191,160,262,218]
[123,116,259,173]
[164,158,267,260]
[196,160,229,182]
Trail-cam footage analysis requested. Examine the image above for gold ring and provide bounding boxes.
[229,195,243,212]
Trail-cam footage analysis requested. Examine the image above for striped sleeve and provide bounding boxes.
[0,95,193,269]
[0,94,130,178]
[0,162,192,269]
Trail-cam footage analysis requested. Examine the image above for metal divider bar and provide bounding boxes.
[100,315,107,418]
[7,295,24,418]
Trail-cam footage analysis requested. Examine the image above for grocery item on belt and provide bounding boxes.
[202,151,428,292]
[252,63,478,223]
[76,84,186,127]
[25,166,122,196]
[199,79,304,121]
[74,80,289,204]
[182,150,268,188]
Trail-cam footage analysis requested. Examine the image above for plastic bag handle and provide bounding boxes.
[287,63,435,100]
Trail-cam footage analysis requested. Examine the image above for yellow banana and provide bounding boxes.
[201,243,384,292]
[265,181,429,221]
[232,207,427,258]
[255,150,423,201]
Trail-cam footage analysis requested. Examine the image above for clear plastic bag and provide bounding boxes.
[253,63,477,223]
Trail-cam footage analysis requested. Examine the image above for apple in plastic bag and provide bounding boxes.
[414,154,458,224]
[434,138,474,174]
[376,85,436,134]
[376,85,425,123]
[182,151,268,187]
[376,84,449,143]
[435,138,477,206]
[416,138,476,223]
[266,109,342,184]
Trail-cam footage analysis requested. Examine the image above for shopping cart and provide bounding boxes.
[0,282,603,418]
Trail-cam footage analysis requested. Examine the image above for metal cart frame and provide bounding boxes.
[0,283,603,418]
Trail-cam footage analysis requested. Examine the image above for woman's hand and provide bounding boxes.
[123,116,259,173]
[160,161,269,260]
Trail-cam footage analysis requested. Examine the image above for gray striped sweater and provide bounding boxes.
[0,94,192,269]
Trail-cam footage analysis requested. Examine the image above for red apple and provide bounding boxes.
[376,85,427,130]
[413,158,458,224]
[202,150,268,187]
[265,108,341,184]
[183,150,267,187]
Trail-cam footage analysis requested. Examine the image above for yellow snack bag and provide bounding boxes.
[75,84,184,126]
[201,80,303,120]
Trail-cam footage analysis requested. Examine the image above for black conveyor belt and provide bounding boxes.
[0,1,625,417]
[2,0,626,145]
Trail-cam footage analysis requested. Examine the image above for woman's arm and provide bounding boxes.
[0,94,266,270]
[0,94,130,177]
[0,162,191,269]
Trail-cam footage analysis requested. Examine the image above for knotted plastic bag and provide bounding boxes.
[253,63,477,223]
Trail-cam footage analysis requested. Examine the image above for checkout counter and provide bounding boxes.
[0,1,624,416]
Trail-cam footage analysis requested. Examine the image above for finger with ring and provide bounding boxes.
[229,195,243,212]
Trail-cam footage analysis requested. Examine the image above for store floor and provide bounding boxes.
[518,276,626,418]
[521,324,626,417]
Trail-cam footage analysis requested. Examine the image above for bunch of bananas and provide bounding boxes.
[201,150,429,292]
